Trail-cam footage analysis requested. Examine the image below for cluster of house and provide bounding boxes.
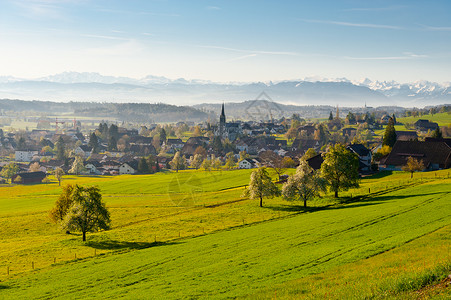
[0,107,448,184]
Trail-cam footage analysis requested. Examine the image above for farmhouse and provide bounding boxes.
[396,131,418,141]
[347,143,372,172]
[11,171,47,184]
[414,119,439,133]
[119,161,139,175]
[380,140,451,171]
[238,158,260,169]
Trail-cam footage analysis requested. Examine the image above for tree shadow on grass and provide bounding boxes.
[85,240,179,251]
[265,190,444,213]
[363,171,393,180]
[0,285,10,290]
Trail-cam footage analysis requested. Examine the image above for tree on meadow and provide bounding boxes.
[58,185,110,241]
[54,167,65,186]
[169,151,186,172]
[282,160,326,208]
[320,144,360,198]
[402,157,425,179]
[224,152,236,170]
[243,167,280,207]
[50,184,76,224]
[190,154,203,169]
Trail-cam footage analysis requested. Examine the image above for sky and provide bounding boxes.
[1,0,451,83]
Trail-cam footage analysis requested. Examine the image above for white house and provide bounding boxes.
[119,161,138,175]
[15,150,38,162]
[238,158,260,169]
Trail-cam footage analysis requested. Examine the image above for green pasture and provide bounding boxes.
[397,112,451,127]
[0,169,450,298]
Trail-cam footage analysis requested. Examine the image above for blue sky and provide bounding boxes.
[1,0,450,83]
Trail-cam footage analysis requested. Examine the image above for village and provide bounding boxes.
[0,103,449,184]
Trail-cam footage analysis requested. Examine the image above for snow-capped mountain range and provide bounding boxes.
[0,72,449,107]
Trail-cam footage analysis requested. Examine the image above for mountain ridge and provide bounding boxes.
[0,72,450,107]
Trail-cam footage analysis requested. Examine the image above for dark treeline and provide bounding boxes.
[0,99,211,123]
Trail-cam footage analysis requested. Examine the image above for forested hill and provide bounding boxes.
[0,99,212,123]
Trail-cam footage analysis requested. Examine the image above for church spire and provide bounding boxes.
[219,103,226,137]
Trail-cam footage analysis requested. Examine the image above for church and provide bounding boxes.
[215,104,242,141]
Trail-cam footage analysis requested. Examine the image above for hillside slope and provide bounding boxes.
[1,180,450,299]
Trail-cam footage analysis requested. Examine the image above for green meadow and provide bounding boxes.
[0,169,450,298]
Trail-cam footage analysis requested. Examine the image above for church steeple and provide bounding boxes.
[219,103,226,137]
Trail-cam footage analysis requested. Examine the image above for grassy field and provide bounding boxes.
[0,169,450,298]
[397,112,451,127]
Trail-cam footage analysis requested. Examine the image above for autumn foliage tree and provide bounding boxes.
[402,156,425,178]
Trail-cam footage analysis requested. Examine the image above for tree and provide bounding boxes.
[190,154,203,169]
[212,155,222,170]
[69,156,86,175]
[239,150,249,161]
[159,128,167,143]
[281,156,297,168]
[49,184,76,224]
[282,160,326,207]
[193,146,207,159]
[55,136,66,160]
[259,150,285,180]
[243,167,280,207]
[301,148,318,161]
[29,162,41,172]
[138,157,150,174]
[54,167,64,186]
[224,152,236,170]
[402,157,425,178]
[13,175,23,184]
[431,127,443,139]
[0,162,19,183]
[383,117,397,147]
[169,151,186,172]
[107,136,117,151]
[328,111,334,121]
[373,145,391,162]
[320,144,360,198]
[193,126,202,137]
[201,157,212,171]
[60,185,111,241]
[88,133,100,154]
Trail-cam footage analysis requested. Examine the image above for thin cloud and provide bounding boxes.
[206,6,221,10]
[300,19,403,30]
[96,8,179,17]
[80,34,129,41]
[344,52,428,60]
[197,45,299,56]
[226,54,257,62]
[342,5,406,12]
[420,24,451,31]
